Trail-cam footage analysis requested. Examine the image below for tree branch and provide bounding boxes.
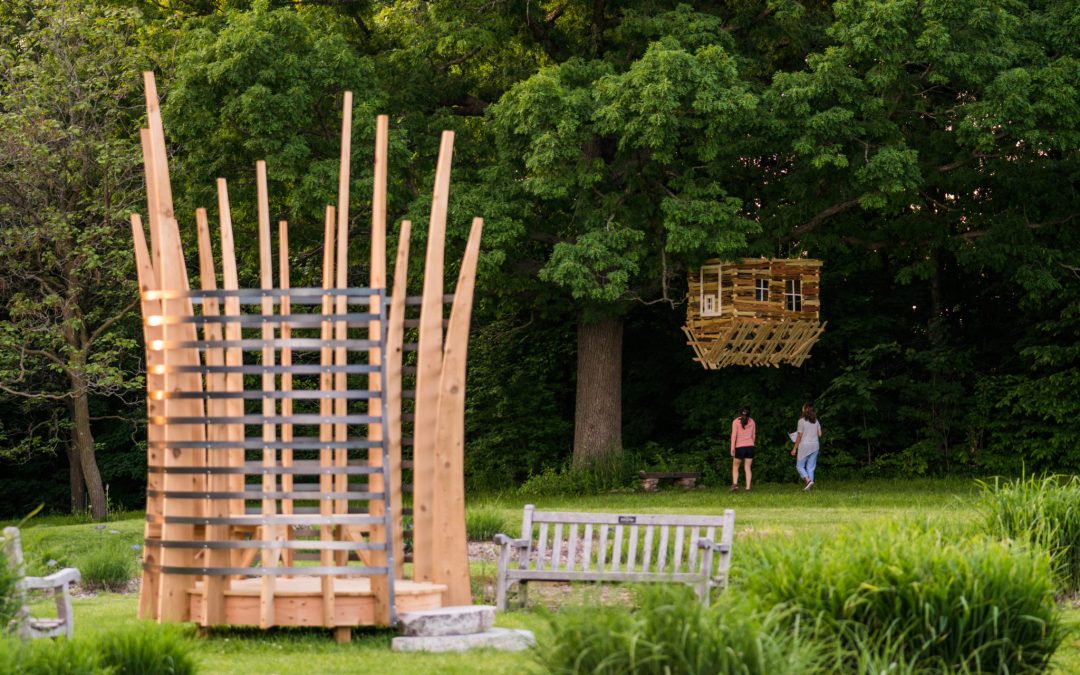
[786,198,861,240]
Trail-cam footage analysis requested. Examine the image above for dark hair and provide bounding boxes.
[802,403,817,424]
[739,406,750,428]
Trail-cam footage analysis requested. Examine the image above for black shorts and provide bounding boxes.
[734,446,755,460]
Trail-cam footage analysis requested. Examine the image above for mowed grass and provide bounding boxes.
[7,478,1079,673]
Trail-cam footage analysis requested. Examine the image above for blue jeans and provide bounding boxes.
[797,451,818,482]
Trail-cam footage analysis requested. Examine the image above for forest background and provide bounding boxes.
[0,0,1077,519]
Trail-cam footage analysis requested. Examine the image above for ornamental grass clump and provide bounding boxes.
[980,473,1080,594]
[466,508,509,542]
[0,550,18,632]
[534,584,822,674]
[739,522,1063,673]
[76,540,136,592]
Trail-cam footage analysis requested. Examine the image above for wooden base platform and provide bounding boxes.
[188,577,446,628]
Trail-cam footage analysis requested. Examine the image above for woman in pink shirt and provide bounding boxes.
[729,406,756,492]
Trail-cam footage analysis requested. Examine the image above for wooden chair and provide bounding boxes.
[2,526,81,639]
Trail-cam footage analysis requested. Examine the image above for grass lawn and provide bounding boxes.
[6,478,1079,673]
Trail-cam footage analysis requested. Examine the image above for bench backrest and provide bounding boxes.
[514,505,734,577]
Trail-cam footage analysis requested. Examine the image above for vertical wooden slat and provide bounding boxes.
[598,525,608,572]
[412,131,454,582]
[278,221,294,568]
[386,221,411,580]
[642,525,655,573]
[367,114,390,622]
[688,526,701,571]
[131,212,161,621]
[431,217,482,605]
[536,523,549,571]
[612,526,624,572]
[551,524,563,570]
[673,526,685,573]
[216,179,245,570]
[519,505,535,570]
[657,527,670,573]
[626,525,638,572]
[566,524,578,572]
[256,161,277,629]
[333,94,352,575]
[582,524,593,573]
[195,208,228,625]
[144,71,201,623]
[318,206,336,626]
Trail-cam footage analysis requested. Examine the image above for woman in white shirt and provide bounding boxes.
[790,403,822,490]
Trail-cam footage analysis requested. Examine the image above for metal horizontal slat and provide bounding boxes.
[152,364,379,375]
[149,438,382,450]
[156,540,387,552]
[149,564,389,577]
[152,514,384,526]
[147,489,381,501]
[158,390,378,401]
[159,339,377,351]
[148,462,383,475]
[151,414,381,426]
[145,288,383,301]
[147,313,378,327]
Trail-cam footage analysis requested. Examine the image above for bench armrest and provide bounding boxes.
[24,568,81,590]
[493,534,529,548]
[694,538,730,554]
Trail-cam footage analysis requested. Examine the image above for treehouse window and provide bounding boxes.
[700,263,723,317]
[785,279,802,312]
[755,279,769,302]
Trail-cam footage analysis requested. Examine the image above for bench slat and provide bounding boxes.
[505,569,705,584]
[673,527,685,573]
[657,527,670,572]
[536,523,549,571]
[532,512,728,527]
[582,524,593,573]
[688,527,700,571]
[642,526,654,573]
[551,524,563,570]
[626,525,639,573]
[566,524,578,572]
[598,525,608,571]
[617,524,626,570]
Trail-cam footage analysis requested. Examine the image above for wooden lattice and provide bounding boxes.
[131,73,480,640]
[685,258,825,369]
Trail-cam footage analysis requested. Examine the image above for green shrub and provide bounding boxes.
[0,636,99,675]
[740,522,1063,673]
[466,508,509,542]
[534,584,821,674]
[980,473,1080,594]
[76,540,136,591]
[98,624,197,675]
[519,453,642,497]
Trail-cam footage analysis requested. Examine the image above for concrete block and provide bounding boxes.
[391,628,536,653]
[397,604,496,637]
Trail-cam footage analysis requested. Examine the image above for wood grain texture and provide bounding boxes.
[386,221,412,580]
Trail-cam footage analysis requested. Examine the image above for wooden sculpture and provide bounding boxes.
[684,258,825,369]
[131,72,481,641]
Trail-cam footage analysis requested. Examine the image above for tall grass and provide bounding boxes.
[739,521,1063,673]
[466,508,510,542]
[980,473,1080,594]
[0,550,17,632]
[98,624,197,675]
[534,585,822,674]
[76,540,136,591]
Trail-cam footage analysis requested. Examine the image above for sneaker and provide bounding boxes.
[730,484,739,492]
[804,481,814,491]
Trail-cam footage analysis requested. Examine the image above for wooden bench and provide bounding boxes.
[493,505,734,610]
[2,526,81,639]
[639,471,700,491]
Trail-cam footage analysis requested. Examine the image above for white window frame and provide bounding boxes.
[785,278,802,312]
[755,278,769,302]
[699,263,723,317]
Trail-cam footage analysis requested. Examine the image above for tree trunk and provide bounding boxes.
[65,430,87,513]
[572,315,623,467]
[69,373,107,520]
